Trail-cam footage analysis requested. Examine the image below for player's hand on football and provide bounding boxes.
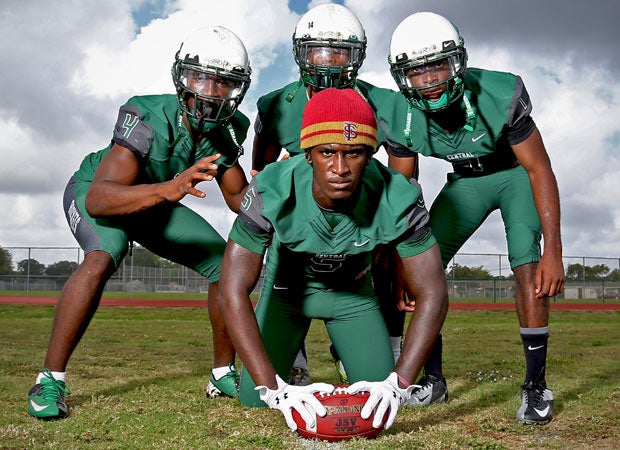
[347,372,415,429]
[167,154,220,201]
[256,375,335,431]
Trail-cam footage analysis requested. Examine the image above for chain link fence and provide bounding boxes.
[1,246,619,301]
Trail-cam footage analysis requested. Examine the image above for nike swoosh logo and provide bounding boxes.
[273,285,288,290]
[472,133,486,142]
[30,400,50,412]
[534,406,550,417]
[528,345,544,351]
[417,393,431,403]
[354,239,370,247]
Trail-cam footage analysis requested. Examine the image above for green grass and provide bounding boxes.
[1,305,618,449]
[3,290,617,305]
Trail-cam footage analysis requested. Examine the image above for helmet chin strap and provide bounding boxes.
[461,92,476,131]
[403,89,476,146]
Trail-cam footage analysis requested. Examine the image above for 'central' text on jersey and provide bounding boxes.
[309,254,348,273]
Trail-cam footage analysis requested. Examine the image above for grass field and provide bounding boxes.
[1,304,618,449]
[2,289,618,305]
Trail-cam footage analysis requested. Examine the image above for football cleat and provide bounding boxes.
[516,380,554,425]
[406,373,448,406]
[287,367,312,386]
[206,365,239,398]
[27,368,71,420]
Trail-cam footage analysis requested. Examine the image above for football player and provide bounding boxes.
[251,2,409,389]
[384,12,564,424]
[219,88,448,432]
[27,26,252,420]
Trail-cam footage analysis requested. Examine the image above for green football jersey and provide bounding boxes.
[381,68,534,163]
[230,155,435,290]
[73,94,249,183]
[254,80,401,155]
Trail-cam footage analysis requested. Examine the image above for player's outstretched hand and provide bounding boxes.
[256,375,334,431]
[167,154,220,201]
[347,372,415,429]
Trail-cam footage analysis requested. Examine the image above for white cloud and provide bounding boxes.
[0,0,618,264]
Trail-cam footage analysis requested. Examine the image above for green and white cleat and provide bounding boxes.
[28,368,71,420]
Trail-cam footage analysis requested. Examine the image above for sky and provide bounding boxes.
[0,0,618,269]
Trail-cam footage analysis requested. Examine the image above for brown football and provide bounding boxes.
[291,387,384,442]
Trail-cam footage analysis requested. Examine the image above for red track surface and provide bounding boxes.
[1,296,618,310]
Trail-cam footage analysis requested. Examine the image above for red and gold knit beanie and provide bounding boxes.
[300,88,378,151]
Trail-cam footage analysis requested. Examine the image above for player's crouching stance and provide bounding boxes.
[218,88,448,434]
[27,26,251,420]
[386,12,563,423]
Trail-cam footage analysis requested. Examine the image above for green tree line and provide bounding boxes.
[0,245,180,276]
[2,245,619,280]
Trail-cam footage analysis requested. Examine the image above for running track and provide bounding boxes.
[1,296,618,310]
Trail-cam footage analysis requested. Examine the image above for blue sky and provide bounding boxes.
[132,1,167,29]
[0,0,618,268]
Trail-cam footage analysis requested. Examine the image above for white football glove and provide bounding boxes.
[346,372,416,429]
[256,374,335,431]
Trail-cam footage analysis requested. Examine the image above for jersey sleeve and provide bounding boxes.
[505,76,536,145]
[253,93,275,138]
[228,218,271,255]
[228,177,273,254]
[396,229,435,258]
[253,112,264,135]
[395,188,437,258]
[379,117,413,158]
[112,102,154,159]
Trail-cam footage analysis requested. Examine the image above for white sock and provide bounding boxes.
[293,349,308,370]
[212,364,234,380]
[391,336,403,363]
[37,370,65,384]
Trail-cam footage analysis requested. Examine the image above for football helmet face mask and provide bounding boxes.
[172,26,251,133]
[293,4,366,90]
[388,12,467,112]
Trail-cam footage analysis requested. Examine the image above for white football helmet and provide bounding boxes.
[293,3,366,90]
[172,26,251,131]
[388,12,467,111]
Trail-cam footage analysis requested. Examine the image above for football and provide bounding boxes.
[291,387,384,442]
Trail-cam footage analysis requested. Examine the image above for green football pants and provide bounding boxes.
[238,282,394,407]
[430,165,542,269]
[65,176,225,282]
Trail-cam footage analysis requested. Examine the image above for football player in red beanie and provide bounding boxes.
[218,88,448,432]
